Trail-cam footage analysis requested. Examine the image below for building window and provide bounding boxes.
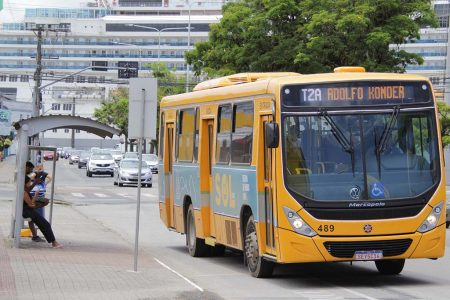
[76,76,85,83]
[9,75,18,82]
[52,129,57,133]
[76,129,80,133]
[65,76,74,83]
[51,103,61,110]
[63,103,72,111]
[20,75,29,82]
[0,75,6,81]
[64,128,69,133]
[88,76,97,83]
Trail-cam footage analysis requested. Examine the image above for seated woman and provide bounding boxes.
[23,176,62,248]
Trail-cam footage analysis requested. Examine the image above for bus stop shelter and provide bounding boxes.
[10,115,121,247]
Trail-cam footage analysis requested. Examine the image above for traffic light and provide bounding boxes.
[118,61,138,79]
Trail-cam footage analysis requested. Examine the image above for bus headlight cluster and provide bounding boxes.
[283,206,317,237]
[417,202,443,233]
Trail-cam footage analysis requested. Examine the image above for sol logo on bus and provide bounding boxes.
[215,173,236,209]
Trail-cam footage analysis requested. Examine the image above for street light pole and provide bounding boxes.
[71,97,75,148]
[186,1,191,93]
[127,24,191,64]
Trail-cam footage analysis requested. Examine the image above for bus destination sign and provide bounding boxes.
[282,81,432,107]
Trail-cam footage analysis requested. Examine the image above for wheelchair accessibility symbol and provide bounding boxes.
[370,182,385,198]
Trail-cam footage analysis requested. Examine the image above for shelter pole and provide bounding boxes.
[133,88,146,272]
[13,125,29,247]
[49,150,56,225]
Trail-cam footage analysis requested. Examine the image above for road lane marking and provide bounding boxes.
[71,193,85,198]
[338,287,379,300]
[93,193,107,198]
[117,193,134,199]
[154,258,203,292]
[295,290,344,299]
[143,193,157,198]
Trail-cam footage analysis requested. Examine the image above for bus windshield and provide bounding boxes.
[283,111,439,202]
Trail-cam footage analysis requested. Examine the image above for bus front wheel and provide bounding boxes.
[186,205,209,257]
[244,216,274,278]
[375,259,405,275]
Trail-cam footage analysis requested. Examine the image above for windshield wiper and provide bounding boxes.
[319,110,355,175]
[375,106,400,178]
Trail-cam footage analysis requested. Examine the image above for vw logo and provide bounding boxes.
[349,186,361,200]
[364,224,373,233]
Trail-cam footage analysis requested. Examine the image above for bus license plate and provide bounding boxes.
[354,250,383,260]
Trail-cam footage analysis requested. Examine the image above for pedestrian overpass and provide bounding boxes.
[10,115,121,247]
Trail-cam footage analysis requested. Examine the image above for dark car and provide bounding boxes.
[77,151,90,169]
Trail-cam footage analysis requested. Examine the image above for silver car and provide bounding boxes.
[447,200,450,228]
[113,159,152,187]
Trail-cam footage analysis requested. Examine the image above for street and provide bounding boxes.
[8,159,450,299]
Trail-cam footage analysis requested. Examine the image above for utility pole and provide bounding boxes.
[71,97,75,148]
[33,26,43,118]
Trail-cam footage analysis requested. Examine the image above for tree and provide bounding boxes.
[94,64,186,153]
[94,87,130,149]
[186,0,437,76]
[437,101,450,148]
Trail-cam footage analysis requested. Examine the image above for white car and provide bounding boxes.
[142,154,158,174]
[86,153,116,177]
[109,150,123,163]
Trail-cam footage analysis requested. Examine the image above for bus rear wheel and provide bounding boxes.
[375,259,405,275]
[186,205,209,257]
[244,216,274,278]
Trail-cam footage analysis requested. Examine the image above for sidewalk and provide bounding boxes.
[0,155,16,184]
[0,158,207,300]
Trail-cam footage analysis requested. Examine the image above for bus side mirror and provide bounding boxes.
[265,122,279,148]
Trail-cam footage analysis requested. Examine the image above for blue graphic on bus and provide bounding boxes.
[370,182,385,199]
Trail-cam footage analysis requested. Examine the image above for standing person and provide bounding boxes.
[23,176,62,248]
[36,150,42,164]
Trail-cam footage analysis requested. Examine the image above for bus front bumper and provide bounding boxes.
[277,224,445,263]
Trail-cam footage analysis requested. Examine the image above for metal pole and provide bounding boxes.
[71,97,75,148]
[33,27,43,118]
[158,30,161,62]
[133,88,146,272]
[13,125,29,247]
[49,150,56,225]
[186,1,191,93]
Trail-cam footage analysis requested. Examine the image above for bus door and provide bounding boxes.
[199,118,216,238]
[260,115,277,254]
[165,122,176,228]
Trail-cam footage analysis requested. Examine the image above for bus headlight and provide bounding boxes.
[417,202,443,233]
[283,206,317,237]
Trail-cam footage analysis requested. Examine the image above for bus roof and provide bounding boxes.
[161,71,430,108]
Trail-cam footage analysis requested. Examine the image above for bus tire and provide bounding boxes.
[446,221,449,229]
[375,259,405,275]
[244,216,274,278]
[186,205,208,257]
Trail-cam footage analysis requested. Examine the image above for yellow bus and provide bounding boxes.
[158,67,445,278]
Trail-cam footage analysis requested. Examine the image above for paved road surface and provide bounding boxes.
[5,158,450,299]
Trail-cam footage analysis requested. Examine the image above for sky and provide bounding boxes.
[0,0,88,23]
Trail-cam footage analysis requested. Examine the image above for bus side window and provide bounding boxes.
[231,102,253,164]
[193,108,200,162]
[159,112,165,161]
[177,108,196,162]
[216,105,232,164]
